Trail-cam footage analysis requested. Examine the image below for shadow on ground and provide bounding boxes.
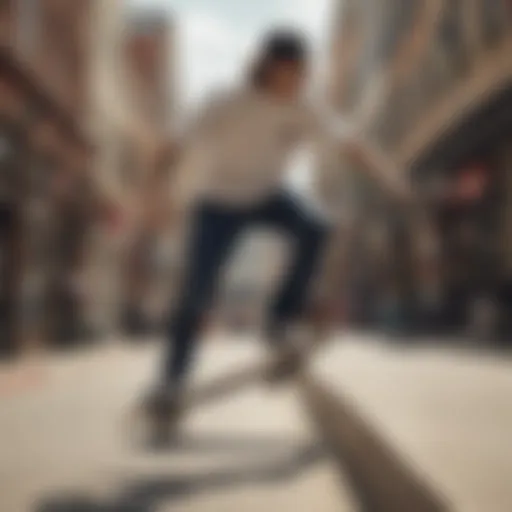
[36,434,327,512]
[143,431,314,455]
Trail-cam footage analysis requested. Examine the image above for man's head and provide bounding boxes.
[250,28,310,100]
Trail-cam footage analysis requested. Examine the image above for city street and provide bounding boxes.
[2,0,512,510]
[0,334,511,512]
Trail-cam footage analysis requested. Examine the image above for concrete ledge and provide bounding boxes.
[299,373,450,512]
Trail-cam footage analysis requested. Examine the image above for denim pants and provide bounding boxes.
[163,190,330,387]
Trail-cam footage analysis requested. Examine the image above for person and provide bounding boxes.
[141,28,411,430]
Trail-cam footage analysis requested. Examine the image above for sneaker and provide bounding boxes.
[265,324,310,384]
[139,386,183,447]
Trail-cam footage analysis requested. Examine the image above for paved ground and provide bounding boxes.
[312,334,512,512]
[0,337,355,512]
[0,333,511,511]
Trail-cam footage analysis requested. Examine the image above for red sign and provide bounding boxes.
[453,164,488,203]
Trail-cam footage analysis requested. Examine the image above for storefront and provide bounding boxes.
[434,163,495,331]
[340,167,415,331]
[412,85,512,338]
[0,53,92,355]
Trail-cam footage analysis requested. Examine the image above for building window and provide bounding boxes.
[376,0,421,65]
[16,0,39,57]
[480,0,510,46]
[438,0,469,76]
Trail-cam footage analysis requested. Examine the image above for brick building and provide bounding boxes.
[0,0,93,354]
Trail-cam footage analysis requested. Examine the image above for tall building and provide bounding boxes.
[86,1,175,337]
[326,0,512,334]
[0,0,93,354]
[125,8,174,133]
[117,8,177,334]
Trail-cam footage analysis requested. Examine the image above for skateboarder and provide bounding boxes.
[140,28,411,430]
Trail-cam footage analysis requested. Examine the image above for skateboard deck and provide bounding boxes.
[184,334,330,410]
[126,333,332,448]
[127,225,345,446]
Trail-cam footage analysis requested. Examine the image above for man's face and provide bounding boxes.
[269,60,308,100]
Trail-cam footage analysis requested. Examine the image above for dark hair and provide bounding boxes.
[250,29,309,88]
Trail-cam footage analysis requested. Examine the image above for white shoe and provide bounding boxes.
[265,324,311,383]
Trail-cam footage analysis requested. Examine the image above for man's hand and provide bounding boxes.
[343,138,414,204]
[386,172,415,206]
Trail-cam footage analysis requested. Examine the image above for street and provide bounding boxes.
[0,334,511,511]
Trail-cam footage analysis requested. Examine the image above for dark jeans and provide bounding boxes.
[163,191,330,387]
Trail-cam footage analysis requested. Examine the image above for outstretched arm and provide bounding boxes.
[152,91,230,225]
[305,105,412,203]
[342,136,412,202]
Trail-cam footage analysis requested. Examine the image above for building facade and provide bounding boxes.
[125,9,174,134]
[0,0,93,355]
[120,7,176,335]
[86,1,175,338]
[326,0,512,336]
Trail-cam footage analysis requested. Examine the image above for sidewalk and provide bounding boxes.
[313,334,512,512]
[0,339,357,512]
[2,333,510,511]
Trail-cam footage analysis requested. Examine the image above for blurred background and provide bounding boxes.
[1,2,512,512]
[1,0,511,354]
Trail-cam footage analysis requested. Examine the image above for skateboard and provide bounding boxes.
[185,330,330,405]
[126,329,332,448]
[126,229,345,447]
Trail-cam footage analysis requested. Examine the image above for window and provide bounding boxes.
[376,0,421,65]
[438,0,469,75]
[16,0,39,57]
[480,0,510,46]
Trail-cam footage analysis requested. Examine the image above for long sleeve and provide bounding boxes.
[302,104,407,204]
[170,91,231,211]
[181,90,231,145]
[300,105,358,220]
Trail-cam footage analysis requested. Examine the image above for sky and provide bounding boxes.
[128,0,333,109]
